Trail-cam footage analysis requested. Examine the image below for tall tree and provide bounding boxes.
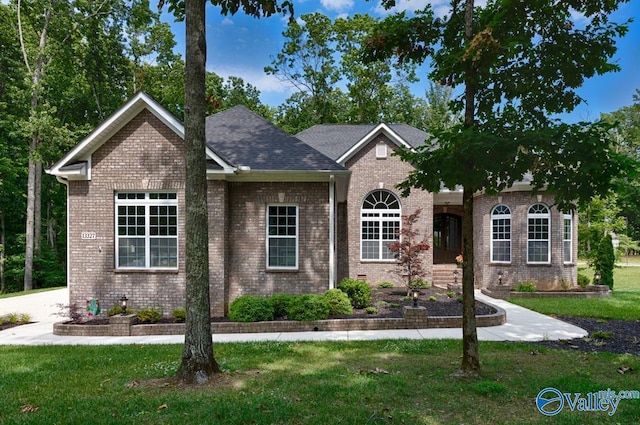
[174,0,221,384]
[266,13,340,125]
[365,0,635,376]
[162,0,294,385]
[602,90,640,241]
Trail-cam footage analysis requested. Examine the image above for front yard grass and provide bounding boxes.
[1,341,639,424]
[508,266,640,320]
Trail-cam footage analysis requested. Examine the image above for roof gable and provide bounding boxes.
[296,123,429,165]
[47,92,194,180]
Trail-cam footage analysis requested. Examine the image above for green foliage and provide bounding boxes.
[136,308,162,324]
[337,278,372,309]
[578,195,627,259]
[577,273,591,288]
[268,294,297,318]
[286,294,330,321]
[228,295,274,323]
[410,278,430,289]
[591,330,612,340]
[428,296,437,302]
[365,306,378,314]
[106,304,133,317]
[593,234,616,290]
[322,289,353,316]
[172,308,186,323]
[515,282,537,293]
[377,281,395,288]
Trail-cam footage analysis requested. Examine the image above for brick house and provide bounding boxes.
[47,92,577,317]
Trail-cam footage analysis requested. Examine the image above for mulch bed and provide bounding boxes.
[531,315,640,355]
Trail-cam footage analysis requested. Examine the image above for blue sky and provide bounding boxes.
[160,0,639,123]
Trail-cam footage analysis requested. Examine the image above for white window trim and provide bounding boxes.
[527,204,551,264]
[563,213,573,264]
[115,192,178,270]
[266,204,299,270]
[360,190,401,262]
[490,204,511,263]
[376,142,388,159]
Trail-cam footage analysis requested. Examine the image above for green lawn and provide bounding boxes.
[0,286,65,299]
[508,266,640,320]
[1,341,639,424]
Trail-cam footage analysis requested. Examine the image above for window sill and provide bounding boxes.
[114,268,179,274]
[266,268,299,273]
[360,259,396,263]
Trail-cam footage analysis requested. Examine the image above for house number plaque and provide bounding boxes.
[81,232,97,240]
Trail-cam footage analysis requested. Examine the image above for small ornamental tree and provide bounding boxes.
[387,208,430,295]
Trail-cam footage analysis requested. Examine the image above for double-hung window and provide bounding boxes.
[491,204,511,263]
[527,203,550,263]
[267,205,298,269]
[563,213,573,263]
[361,190,401,260]
[116,193,178,269]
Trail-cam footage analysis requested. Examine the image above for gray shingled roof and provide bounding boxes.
[205,105,346,172]
[296,123,430,161]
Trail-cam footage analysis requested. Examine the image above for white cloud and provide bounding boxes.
[221,17,234,26]
[320,0,354,13]
[208,64,294,95]
[374,0,487,18]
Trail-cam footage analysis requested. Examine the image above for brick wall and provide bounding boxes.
[340,135,433,286]
[473,192,577,289]
[67,109,187,317]
[226,181,331,305]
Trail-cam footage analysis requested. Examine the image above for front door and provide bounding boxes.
[433,213,462,264]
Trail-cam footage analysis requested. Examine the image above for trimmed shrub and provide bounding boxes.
[365,307,378,315]
[515,282,537,293]
[410,278,431,289]
[269,294,297,319]
[136,308,162,324]
[577,273,590,288]
[172,308,186,323]
[228,295,274,323]
[323,289,353,316]
[377,281,395,288]
[106,304,133,316]
[286,294,330,321]
[337,278,372,309]
[593,233,615,290]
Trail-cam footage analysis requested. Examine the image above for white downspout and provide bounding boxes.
[329,175,335,289]
[56,176,70,303]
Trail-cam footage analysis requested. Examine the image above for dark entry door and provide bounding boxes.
[433,213,462,264]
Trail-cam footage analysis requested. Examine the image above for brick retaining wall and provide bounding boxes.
[53,299,506,337]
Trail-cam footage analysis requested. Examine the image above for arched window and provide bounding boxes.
[361,190,401,260]
[491,204,511,263]
[528,204,550,263]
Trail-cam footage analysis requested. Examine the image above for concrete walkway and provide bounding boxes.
[0,288,587,346]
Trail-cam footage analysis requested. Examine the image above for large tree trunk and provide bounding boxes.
[1,213,5,293]
[457,0,481,376]
[175,0,221,384]
[34,161,42,253]
[19,0,49,292]
[24,153,37,291]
